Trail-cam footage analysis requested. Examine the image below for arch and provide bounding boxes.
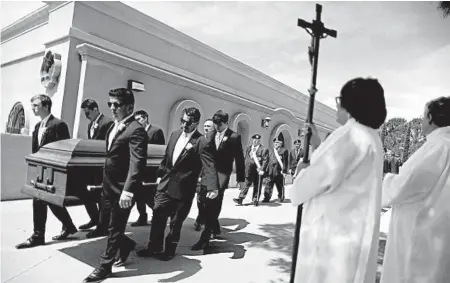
[230,112,252,131]
[6,102,26,134]
[168,99,204,134]
[230,112,252,148]
[273,107,304,123]
[270,123,296,151]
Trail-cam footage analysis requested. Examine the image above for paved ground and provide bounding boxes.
[1,185,391,283]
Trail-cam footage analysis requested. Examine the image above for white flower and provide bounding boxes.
[222,136,228,142]
[186,143,194,150]
[92,123,99,129]
[117,123,126,132]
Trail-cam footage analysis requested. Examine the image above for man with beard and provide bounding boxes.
[79,99,114,239]
[83,88,148,282]
[192,110,245,250]
[137,107,219,261]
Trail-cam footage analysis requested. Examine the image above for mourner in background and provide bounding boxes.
[290,77,387,283]
[16,94,78,249]
[289,139,303,176]
[383,150,401,174]
[194,118,214,231]
[131,110,166,227]
[192,110,245,250]
[262,136,288,203]
[83,88,148,282]
[233,134,269,206]
[79,99,114,239]
[380,96,450,283]
[137,107,219,261]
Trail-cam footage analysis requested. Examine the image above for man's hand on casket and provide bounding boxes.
[119,191,134,209]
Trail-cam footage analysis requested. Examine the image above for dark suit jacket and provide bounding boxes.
[103,116,148,197]
[88,114,114,140]
[289,147,304,172]
[32,114,70,153]
[244,144,269,176]
[267,147,289,176]
[208,128,245,190]
[146,124,165,145]
[157,129,219,201]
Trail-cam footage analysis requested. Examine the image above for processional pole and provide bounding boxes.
[290,4,337,283]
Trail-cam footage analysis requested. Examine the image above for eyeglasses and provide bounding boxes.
[107,102,125,108]
[335,96,341,105]
[180,118,194,126]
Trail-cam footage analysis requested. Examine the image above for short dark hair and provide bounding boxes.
[340,77,387,129]
[426,96,450,127]
[183,107,201,123]
[31,94,52,112]
[134,110,148,120]
[212,110,229,125]
[81,99,99,110]
[108,88,135,105]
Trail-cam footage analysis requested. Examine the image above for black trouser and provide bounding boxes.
[32,198,76,239]
[148,191,193,255]
[263,174,284,200]
[199,188,225,241]
[99,193,135,269]
[195,183,207,226]
[239,166,262,201]
[135,199,148,220]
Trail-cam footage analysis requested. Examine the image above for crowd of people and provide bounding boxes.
[13,76,450,283]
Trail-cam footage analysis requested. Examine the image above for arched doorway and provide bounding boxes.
[236,120,250,150]
[6,102,25,134]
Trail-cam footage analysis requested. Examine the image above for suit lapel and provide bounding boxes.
[167,130,182,167]
[217,128,231,152]
[91,114,103,139]
[173,130,200,168]
[109,116,134,151]
[105,122,115,151]
[39,115,53,147]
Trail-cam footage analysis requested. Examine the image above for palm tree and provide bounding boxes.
[438,1,450,18]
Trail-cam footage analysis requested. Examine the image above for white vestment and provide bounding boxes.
[290,118,383,283]
[381,126,450,283]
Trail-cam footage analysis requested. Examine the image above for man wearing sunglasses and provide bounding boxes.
[83,88,148,283]
[138,107,219,261]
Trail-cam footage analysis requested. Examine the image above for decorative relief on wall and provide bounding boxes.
[40,51,62,89]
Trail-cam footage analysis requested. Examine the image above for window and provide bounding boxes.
[6,102,25,134]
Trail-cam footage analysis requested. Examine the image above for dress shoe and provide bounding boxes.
[262,198,270,203]
[78,221,97,230]
[136,247,164,258]
[253,199,259,207]
[16,237,45,249]
[191,240,209,251]
[130,217,148,227]
[156,252,175,261]
[52,227,77,241]
[233,198,243,205]
[83,267,111,283]
[113,242,136,267]
[86,229,108,239]
[278,197,285,203]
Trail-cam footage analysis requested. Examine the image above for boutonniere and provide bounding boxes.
[186,143,194,151]
[92,123,99,130]
[117,123,127,133]
[222,136,228,142]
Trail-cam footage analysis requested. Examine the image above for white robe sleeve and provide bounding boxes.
[382,140,447,207]
[291,129,371,206]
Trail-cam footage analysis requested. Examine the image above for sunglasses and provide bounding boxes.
[107,102,125,108]
[180,118,194,126]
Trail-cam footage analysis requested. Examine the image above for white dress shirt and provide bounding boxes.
[89,113,102,139]
[215,127,227,149]
[172,130,195,165]
[108,114,134,150]
[38,114,52,145]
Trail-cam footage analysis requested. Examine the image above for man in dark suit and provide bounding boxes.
[131,110,166,227]
[16,95,78,249]
[262,137,289,203]
[192,110,245,250]
[137,107,219,261]
[289,139,304,176]
[193,118,215,231]
[78,99,114,239]
[83,88,148,282]
[233,134,269,206]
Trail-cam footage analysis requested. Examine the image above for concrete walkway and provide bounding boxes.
[1,185,391,283]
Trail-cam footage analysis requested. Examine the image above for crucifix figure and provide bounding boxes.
[290,4,337,283]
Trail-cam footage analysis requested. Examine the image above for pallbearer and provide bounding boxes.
[233,134,269,206]
[262,136,288,203]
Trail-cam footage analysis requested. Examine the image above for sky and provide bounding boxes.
[1,1,449,121]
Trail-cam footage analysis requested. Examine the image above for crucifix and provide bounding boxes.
[290,4,337,283]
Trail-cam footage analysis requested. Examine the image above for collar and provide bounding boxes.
[427,126,450,140]
[93,113,103,125]
[145,124,151,131]
[40,114,52,127]
[183,129,196,140]
[115,113,134,125]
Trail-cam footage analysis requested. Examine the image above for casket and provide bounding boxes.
[21,139,165,207]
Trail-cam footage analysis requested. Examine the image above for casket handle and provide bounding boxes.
[142,182,158,186]
[30,180,55,193]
